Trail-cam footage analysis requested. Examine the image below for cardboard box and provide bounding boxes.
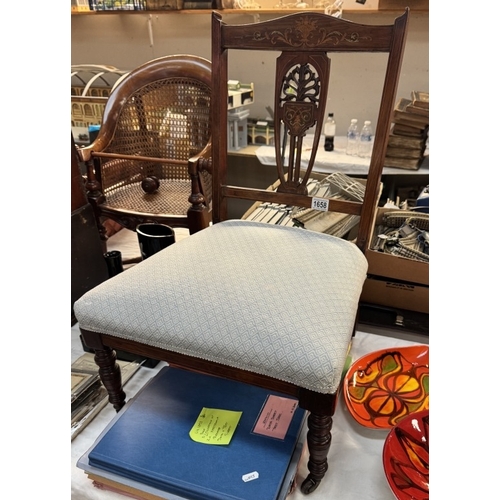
[362,207,429,313]
[360,276,429,314]
[365,207,429,286]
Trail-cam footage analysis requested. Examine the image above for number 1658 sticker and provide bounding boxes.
[311,197,329,212]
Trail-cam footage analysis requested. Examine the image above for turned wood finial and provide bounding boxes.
[141,176,160,194]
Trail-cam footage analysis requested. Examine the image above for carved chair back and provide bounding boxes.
[210,10,409,251]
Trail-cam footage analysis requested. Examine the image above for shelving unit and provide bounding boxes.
[71,4,428,15]
[72,9,378,15]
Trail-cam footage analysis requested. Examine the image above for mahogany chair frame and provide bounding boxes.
[79,10,409,495]
[209,11,408,249]
[77,55,213,246]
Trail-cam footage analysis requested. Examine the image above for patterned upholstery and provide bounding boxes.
[74,220,367,394]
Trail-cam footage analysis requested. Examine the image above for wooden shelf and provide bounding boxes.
[71,7,427,16]
[71,9,374,15]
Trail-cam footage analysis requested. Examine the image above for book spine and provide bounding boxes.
[183,1,212,7]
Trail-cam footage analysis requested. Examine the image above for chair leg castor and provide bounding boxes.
[301,476,320,495]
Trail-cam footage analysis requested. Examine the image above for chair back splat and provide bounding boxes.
[75,10,409,496]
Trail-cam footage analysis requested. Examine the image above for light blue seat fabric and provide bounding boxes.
[74,220,368,394]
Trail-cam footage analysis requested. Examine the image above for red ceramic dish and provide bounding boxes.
[383,409,429,500]
[343,345,429,429]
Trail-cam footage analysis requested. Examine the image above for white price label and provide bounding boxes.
[311,197,329,212]
[242,471,259,482]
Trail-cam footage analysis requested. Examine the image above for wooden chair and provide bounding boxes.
[77,54,213,246]
[75,10,409,494]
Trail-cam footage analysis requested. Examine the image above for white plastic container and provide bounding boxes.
[358,120,373,158]
[346,118,359,156]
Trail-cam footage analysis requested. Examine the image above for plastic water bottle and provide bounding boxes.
[358,120,373,158]
[346,119,359,155]
[323,112,336,151]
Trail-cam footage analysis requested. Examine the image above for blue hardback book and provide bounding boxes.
[78,436,304,500]
[84,366,306,500]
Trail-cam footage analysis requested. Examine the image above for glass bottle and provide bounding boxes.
[323,112,336,151]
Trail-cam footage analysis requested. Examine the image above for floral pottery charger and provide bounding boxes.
[383,409,429,500]
[343,345,429,429]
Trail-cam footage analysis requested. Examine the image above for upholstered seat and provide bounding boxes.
[75,220,367,394]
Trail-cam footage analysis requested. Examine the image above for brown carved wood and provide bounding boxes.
[273,53,330,195]
[71,135,109,322]
[212,11,409,254]
[94,347,127,412]
[304,414,334,494]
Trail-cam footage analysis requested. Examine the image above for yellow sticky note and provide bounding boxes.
[189,408,242,445]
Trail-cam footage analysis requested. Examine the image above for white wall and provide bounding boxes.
[71,10,428,135]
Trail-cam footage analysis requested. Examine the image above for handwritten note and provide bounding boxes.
[189,408,242,445]
[252,395,298,440]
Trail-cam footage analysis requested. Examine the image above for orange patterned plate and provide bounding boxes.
[343,345,429,429]
[383,409,429,500]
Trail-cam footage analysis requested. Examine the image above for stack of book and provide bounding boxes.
[72,358,102,425]
[77,366,307,500]
[89,0,147,10]
[182,0,213,8]
[71,353,141,440]
[384,91,429,170]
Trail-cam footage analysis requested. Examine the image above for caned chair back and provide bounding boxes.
[77,55,212,237]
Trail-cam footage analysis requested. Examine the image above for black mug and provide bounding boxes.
[136,223,176,260]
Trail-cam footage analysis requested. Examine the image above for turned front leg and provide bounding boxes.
[301,413,333,494]
[94,346,126,411]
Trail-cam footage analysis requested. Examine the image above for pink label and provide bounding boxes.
[253,395,298,440]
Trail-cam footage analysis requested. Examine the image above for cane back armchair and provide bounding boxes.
[77,54,213,244]
[75,10,409,494]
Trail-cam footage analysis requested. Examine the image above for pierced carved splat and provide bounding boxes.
[274,53,330,194]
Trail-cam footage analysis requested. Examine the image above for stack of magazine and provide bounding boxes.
[244,172,378,240]
[71,353,141,440]
[384,91,429,170]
